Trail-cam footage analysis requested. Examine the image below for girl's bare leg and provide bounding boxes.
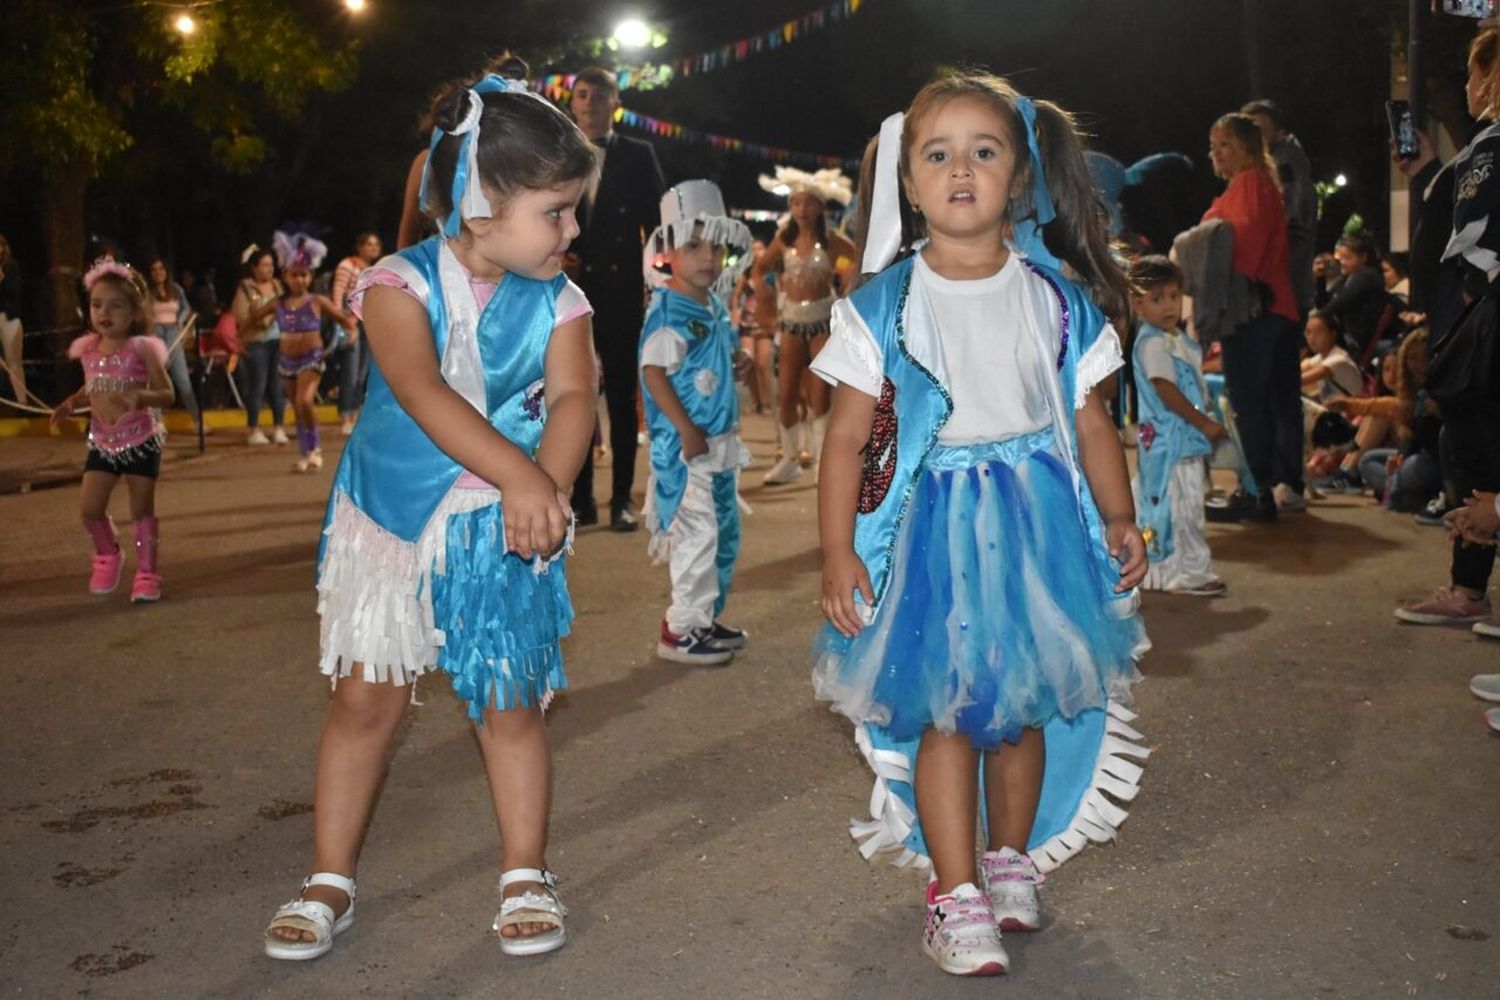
[754,337,775,418]
[777,332,810,431]
[740,336,763,411]
[298,370,320,433]
[983,728,1046,853]
[269,673,410,943]
[124,474,156,520]
[79,470,118,522]
[914,728,981,892]
[475,704,554,938]
[806,331,831,417]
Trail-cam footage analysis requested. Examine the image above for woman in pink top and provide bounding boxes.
[51,259,175,603]
[1202,112,1303,521]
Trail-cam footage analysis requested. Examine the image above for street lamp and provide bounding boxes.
[344,0,368,12]
[613,18,652,49]
[1334,174,1348,188]
[174,12,196,35]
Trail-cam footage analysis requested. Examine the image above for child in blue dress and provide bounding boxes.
[1130,255,1228,596]
[639,180,755,664]
[813,72,1150,977]
[263,75,597,962]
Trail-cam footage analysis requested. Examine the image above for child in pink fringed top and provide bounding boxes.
[51,258,175,602]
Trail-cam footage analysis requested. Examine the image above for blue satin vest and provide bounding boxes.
[639,288,740,532]
[1132,323,1211,562]
[322,238,564,552]
[846,254,1123,608]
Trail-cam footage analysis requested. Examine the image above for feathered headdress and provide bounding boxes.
[757,166,853,206]
[273,229,329,272]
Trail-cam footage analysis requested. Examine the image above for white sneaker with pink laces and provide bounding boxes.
[981,846,1044,931]
[922,880,1009,976]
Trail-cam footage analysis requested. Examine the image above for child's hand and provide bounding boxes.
[821,547,874,638]
[1201,420,1229,443]
[549,489,574,557]
[499,463,569,559]
[1106,518,1148,593]
[49,398,75,429]
[681,424,709,460]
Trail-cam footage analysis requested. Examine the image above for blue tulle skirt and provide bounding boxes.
[430,502,572,722]
[813,432,1144,749]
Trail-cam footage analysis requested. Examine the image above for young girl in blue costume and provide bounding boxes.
[639,180,755,665]
[263,75,597,962]
[813,73,1151,977]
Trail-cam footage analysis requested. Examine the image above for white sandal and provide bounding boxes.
[493,867,567,956]
[263,872,356,961]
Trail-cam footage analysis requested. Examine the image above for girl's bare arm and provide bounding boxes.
[533,314,597,495]
[819,383,877,636]
[1075,388,1147,591]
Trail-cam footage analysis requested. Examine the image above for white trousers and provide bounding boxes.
[1141,459,1216,591]
[665,466,738,633]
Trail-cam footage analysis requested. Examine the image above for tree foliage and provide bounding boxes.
[0,0,359,180]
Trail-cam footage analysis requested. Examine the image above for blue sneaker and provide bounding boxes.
[708,621,748,650]
[657,621,733,665]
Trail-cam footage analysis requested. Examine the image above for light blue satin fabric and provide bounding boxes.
[640,288,741,533]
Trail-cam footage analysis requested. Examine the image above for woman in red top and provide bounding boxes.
[1202,112,1303,521]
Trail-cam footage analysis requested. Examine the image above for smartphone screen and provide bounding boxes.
[1441,0,1497,18]
[1387,100,1419,160]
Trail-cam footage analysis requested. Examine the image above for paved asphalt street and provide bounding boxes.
[2,413,1497,998]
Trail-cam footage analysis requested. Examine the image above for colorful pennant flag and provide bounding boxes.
[532,0,866,98]
[614,108,860,171]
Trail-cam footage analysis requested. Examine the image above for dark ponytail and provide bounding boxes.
[1029,99,1130,319]
[424,83,595,224]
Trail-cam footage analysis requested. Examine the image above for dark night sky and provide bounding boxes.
[282,0,1414,249]
[1,0,1475,295]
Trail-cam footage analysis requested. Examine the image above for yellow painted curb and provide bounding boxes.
[0,405,343,439]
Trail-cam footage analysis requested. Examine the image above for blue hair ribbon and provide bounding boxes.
[420,74,535,239]
[1011,96,1061,271]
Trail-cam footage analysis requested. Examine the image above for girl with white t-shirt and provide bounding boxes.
[811,73,1149,978]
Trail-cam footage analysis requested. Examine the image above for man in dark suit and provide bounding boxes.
[568,66,667,530]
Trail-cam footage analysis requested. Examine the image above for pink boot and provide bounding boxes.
[84,517,122,594]
[130,516,162,603]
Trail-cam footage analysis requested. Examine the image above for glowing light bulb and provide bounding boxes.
[1334,174,1348,188]
[174,13,196,35]
[613,19,652,49]
[344,0,368,12]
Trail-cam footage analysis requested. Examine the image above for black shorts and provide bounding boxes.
[84,441,162,479]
